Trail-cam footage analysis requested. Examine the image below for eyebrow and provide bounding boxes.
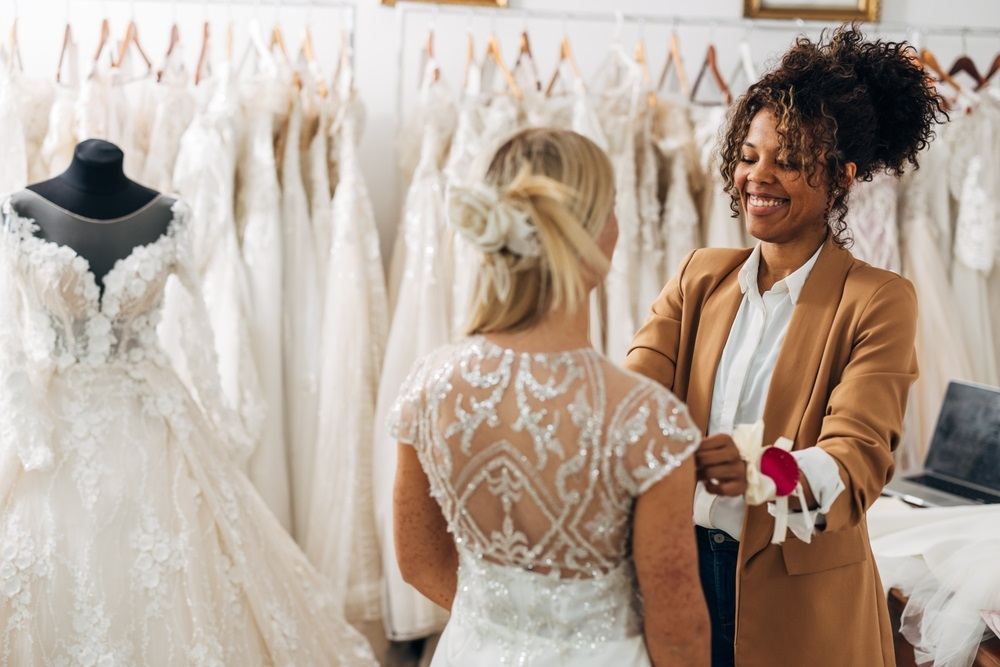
[743,141,757,148]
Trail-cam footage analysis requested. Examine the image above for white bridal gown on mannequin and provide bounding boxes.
[0,193,377,666]
[389,337,701,666]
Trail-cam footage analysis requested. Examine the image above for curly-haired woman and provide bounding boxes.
[625,25,948,667]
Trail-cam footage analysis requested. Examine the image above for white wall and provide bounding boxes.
[5,0,1000,261]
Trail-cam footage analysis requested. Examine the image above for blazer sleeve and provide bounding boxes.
[623,249,697,391]
[816,275,918,533]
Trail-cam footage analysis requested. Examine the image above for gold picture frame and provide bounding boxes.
[381,0,508,6]
[744,0,879,22]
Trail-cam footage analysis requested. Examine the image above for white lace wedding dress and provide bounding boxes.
[0,193,377,666]
[389,336,701,666]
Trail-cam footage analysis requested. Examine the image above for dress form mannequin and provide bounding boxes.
[18,139,173,287]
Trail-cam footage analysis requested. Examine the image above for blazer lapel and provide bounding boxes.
[686,265,744,433]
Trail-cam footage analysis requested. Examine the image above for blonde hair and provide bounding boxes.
[449,128,615,335]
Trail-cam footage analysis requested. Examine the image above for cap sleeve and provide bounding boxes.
[387,353,434,446]
[610,382,701,496]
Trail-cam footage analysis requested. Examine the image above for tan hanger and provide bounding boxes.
[114,20,153,74]
[93,18,110,66]
[270,24,290,63]
[545,35,581,98]
[485,34,522,100]
[921,47,962,91]
[657,31,690,96]
[299,26,327,98]
[56,23,75,84]
[195,21,210,85]
[7,18,22,74]
[517,30,532,63]
[424,28,440,83]
[634,40,657,109]
[157,23,182,82]
[463,32,474,91]
[690,43,732,106]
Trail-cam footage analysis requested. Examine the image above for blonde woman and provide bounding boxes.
[389,128,710,666]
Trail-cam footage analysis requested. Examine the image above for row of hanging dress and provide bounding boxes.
[0,20,387,628]
[377,33,1000,640]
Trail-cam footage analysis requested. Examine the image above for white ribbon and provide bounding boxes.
[732,420,814,545]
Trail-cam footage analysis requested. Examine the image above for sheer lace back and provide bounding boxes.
[391,337,700,579]
[1,195,185,370]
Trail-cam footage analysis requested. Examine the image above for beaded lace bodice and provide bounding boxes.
[390,338,699,653]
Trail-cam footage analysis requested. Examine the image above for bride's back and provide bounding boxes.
[391,336,700,578]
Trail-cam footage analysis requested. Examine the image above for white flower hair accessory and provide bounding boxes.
[447,183,541,259]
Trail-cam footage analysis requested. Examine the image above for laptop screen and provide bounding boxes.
[924,381,1000,491]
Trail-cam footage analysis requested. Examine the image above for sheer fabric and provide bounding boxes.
[389,337,701,665]
[0,194,377,666]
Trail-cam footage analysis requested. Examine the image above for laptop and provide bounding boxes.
[883,380,1000,507]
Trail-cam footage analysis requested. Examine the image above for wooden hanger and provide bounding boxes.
[634,40,657,109]
[56,23,75,84]
[979,51,1000,90]
[948,53,986,89]
[423,27,440,83]
[195,21,211,85]
[921,47,962,91]
[270,24,291,64]
[690,44,732,106]
[7,18,22,75]
[157,23,182,82]
[658,31,690,97]
[299,26,327,98]
[114,20,153,74]
[545,35,582,98]
[517,30,533,64]
[462,32,474,91]
[92,18,111,68]
[485,34,522,100]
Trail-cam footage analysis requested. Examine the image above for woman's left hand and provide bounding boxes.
[696,434,748,497]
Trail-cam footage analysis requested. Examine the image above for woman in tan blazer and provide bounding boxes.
[625,26,947,667]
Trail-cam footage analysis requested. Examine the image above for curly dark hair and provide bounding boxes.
[719,24,948,247]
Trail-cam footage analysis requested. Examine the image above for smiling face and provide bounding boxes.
[734,108,834,247]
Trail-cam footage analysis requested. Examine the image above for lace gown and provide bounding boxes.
[0,193,377,667]
[306,89,388,624]
[374,68,458,640]
[388,337,701,666]
[235,66,292,531]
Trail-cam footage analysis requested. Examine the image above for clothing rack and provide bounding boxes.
[392,3,1000,38]
[393,3,1000,131]
[37,0,357,70]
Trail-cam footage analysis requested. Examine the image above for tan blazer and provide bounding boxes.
[625,238,917,667]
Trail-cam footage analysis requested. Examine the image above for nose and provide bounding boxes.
[748,159,776,184]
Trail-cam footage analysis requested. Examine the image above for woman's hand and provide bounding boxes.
[696,434,748,497]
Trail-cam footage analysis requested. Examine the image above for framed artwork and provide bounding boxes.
[381,0,508,6]
[744,0,880,21]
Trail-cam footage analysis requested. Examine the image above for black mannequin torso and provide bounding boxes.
[21,139,173,288]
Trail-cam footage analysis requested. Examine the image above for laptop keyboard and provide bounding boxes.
[907,474,1000,504]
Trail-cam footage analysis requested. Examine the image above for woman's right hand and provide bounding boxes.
[696,434,748,497]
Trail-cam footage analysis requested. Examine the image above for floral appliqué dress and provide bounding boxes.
[0,193,377,667]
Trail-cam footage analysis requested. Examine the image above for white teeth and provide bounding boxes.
[748,194,786,208]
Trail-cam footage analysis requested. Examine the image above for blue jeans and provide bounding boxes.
[696,526,739,667]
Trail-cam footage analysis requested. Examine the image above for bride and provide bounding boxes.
[389,128,710,666]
